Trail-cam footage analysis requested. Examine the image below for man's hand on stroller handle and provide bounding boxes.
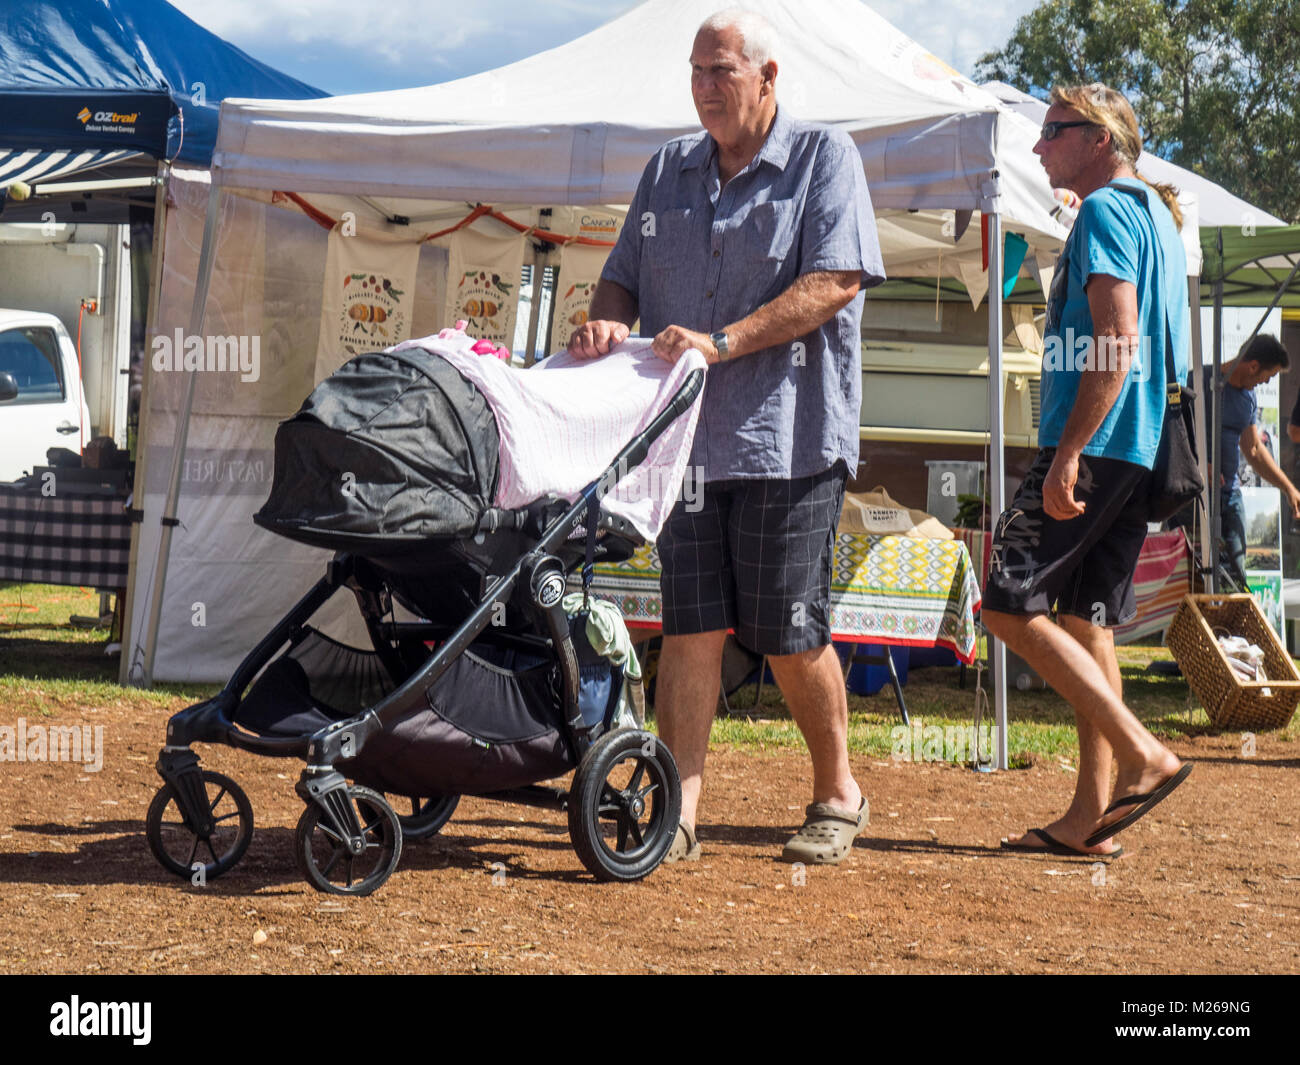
[652,325,721,365]
[569,318,631,359]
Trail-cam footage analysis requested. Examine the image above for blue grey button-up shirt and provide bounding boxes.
[601,106,885,481]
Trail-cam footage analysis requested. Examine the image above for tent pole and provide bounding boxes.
[984,184,1008,771]
[523,239,545,364]
[121,160,171,685]
[1210,228,1224,593]
[138,184,223,686]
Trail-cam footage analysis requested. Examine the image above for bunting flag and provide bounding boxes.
[446,226,526,350]
[548,242,613,353]
[314,226,420,383]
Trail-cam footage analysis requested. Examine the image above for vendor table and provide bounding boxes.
[590,532,981,661]
[0,483,132,589]
[588,532,982,721]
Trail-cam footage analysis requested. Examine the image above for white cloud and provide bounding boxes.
[169,0,1042,92]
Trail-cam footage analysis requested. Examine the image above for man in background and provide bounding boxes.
[1208,334,1300,587]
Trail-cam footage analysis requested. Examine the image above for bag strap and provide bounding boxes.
[1104,180,1180,392]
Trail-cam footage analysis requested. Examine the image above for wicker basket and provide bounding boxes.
[1164,594,1300,731]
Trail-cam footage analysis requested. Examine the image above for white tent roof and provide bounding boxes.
[211,0,1066,244]
[983,80,1286,229]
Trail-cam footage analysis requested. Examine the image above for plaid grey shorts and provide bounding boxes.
[657,461,847,655]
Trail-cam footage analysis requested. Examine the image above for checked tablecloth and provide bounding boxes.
[588,533,982,663]
[0,485,132,588]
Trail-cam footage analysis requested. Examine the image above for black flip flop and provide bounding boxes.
[1000,827,1123,859]
[1084,762,1193,847]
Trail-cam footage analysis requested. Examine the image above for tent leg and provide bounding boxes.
[137,184,224,687]
[984,196,1009,771]
[121,161,171,686]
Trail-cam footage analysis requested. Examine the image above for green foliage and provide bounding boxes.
[975,0,1300,223]
[952,492,988,529]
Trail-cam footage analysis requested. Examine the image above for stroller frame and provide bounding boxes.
[148,368,704,894]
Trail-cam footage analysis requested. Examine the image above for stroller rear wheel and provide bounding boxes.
[394,794,460,841]
[568,729,681,881]
[295,785,402,896]
[146,770,254,882]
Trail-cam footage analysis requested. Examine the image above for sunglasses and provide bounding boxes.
[1040,120,1097,141]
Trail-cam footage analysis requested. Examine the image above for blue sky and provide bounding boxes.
[169,0,1042,96]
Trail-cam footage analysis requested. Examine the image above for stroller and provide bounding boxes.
[146,341,704,895]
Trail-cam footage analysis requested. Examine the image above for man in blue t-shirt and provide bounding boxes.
[981,84,1192,859]
[1205,335,1299,587]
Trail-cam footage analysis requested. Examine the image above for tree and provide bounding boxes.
[975,0,1300,223]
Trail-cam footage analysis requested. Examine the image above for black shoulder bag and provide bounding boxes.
[1105,182,1204,521]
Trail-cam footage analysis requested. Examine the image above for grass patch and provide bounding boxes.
[4,582,1298,764]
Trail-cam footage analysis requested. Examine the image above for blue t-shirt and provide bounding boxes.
[1038,179,1189,469]
[1203,366,1258,494]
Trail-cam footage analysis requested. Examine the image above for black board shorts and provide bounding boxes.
[657,461,847,655]
[982,448,1151,627]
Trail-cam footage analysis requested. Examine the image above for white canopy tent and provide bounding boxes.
[130,0,1093,769]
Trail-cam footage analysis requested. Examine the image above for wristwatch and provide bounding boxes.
[709,330,730,362]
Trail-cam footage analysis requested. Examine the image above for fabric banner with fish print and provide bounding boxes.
[548,242,613,353]
[315,226,421,383]
[446,226,526,350]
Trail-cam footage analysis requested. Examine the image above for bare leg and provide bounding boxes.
[655,630,728,831]
[766,644,861,812]
[983,608,1182,839]
[1004,614,1121,854]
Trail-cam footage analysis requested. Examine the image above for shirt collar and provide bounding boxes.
[679,104,793,174]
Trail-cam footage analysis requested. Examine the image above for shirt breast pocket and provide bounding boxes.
[735,199,798,294]
[645,207,699,276]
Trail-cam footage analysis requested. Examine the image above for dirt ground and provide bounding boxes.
[0,699,1297,975]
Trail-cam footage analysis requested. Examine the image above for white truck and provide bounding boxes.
[0,222,132,482]
[0,309,93,480]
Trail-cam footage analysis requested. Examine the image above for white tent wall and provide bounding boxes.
[123,175,558,683]
[122,174,358,682]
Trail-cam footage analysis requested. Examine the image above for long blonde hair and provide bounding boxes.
[1050,83,1183,230]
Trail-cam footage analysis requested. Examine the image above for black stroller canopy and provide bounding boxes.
[255,348,499,550]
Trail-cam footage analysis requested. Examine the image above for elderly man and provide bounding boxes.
[569,8,884,863]
[983,84,1192,859]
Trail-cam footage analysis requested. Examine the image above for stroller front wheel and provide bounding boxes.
[295,785,402,896]
[568,729,681,881]
[146,770,254,882]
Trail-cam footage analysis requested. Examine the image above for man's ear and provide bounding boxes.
[761,61,778,91]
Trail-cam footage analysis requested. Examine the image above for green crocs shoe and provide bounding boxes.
[664,821,701,863]
[781,797,868,864]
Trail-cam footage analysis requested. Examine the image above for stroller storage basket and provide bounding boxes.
[338,642,573,797]
[237,629,394,738]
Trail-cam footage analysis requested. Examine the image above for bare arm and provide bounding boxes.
[1044,273,1138,520]
[1242,422,1300,517]
[1288,423,1300,445]
[651,269,861,365]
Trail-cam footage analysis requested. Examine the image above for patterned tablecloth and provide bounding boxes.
[0,485,132,588]
[588,533,983,663]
